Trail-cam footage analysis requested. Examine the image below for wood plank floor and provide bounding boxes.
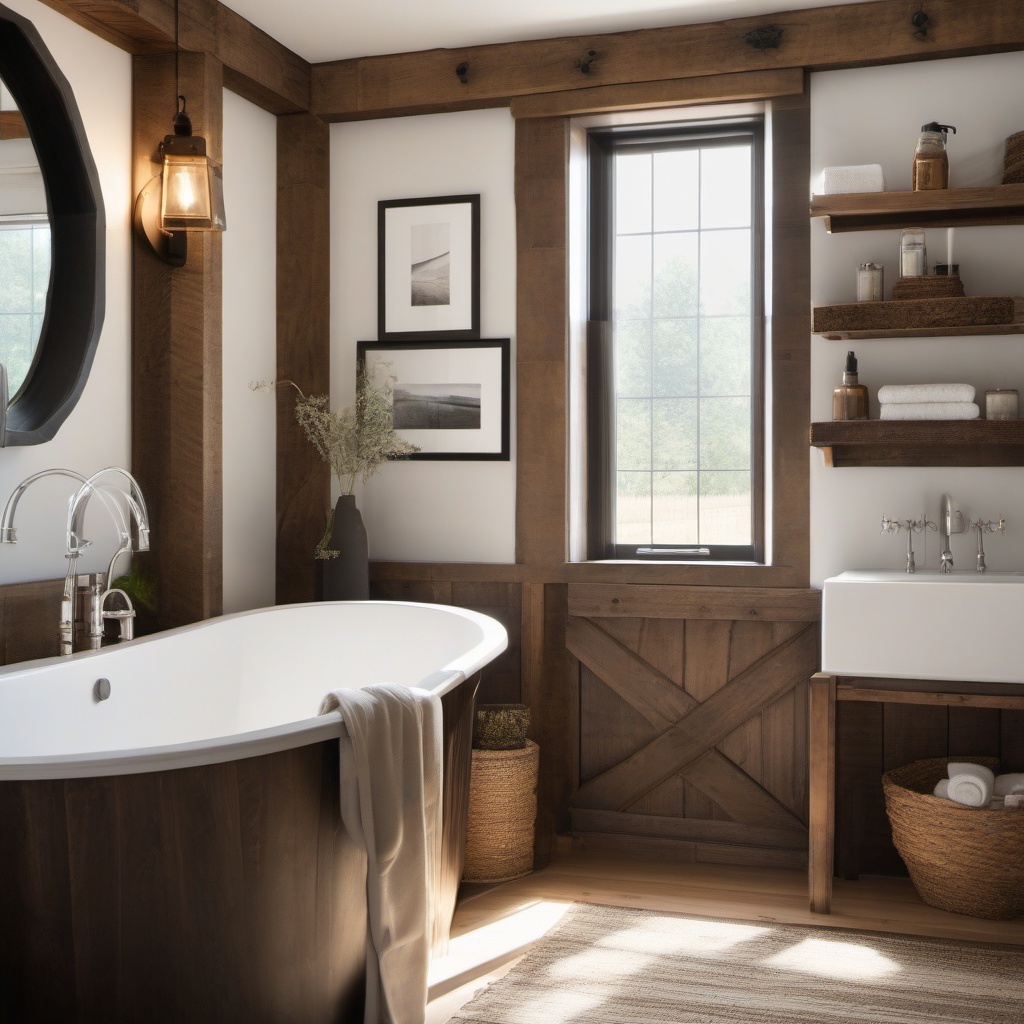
[426,848,1024,1023]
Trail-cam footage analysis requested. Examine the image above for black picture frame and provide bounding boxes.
[358,339,509,461]
[377,194,480,340]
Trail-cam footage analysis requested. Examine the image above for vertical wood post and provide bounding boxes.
[132,51,224,629]
[275,113,330,604]
[808,671,836,913]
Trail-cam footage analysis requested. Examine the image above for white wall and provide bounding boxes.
[331,108,517,563]
[809,52,1024,585]
[222,90,277,612]
[0,0,131,584]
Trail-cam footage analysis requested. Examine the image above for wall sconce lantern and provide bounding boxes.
[134,97,226,267]
[133,0,225,267]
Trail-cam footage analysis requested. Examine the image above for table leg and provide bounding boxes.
[808,672,836,913]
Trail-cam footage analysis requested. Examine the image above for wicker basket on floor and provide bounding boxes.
[882,757,1024,920]
[463,740,539,883]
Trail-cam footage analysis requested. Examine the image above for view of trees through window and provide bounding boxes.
[0,221,50,397]
[607,131,759,555]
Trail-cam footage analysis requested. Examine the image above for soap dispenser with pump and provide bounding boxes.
[833,350,869,421]
[912,122,957,190]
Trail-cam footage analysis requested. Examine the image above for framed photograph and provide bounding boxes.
[377,194,480,340]
[358,339,509,461]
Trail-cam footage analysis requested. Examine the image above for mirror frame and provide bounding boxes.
[0,3,104,445]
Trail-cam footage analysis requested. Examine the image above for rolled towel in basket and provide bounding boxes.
[877,383,976,405]
[880,402,980,421]
[994,772,1024,797]
[933,779,951,799]
[947,762,995,807]
[817,164,885,195]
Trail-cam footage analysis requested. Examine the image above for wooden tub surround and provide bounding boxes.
[0,679,478,1023]
[809,672,1024,915]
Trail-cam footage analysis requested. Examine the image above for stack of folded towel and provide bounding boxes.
[816,163,885,195]
[933,763,1024,809]
[878,383,980,420]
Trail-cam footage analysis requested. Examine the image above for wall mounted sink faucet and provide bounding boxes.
[881,513,936,573]
[971,516,1006,574]
[0,467,150,655]
[939,493,966,574]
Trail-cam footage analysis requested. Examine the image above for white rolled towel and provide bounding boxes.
[946,762,995,807]
[877,383,976,405]
[880,402,980,421]
[817,164,885,195]
[933,779,950,799]
[994,772,1024,797]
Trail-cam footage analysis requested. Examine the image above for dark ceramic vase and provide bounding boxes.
[319,494,369,601]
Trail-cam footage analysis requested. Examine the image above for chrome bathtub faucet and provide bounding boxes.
[881,513,936,573]
[0,467,150,654]
[971,516,1006,574]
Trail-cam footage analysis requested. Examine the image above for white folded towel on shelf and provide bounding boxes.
[817,164,885,195]
[880,402,980,420]
[946,762,995,807]
[994,772,1024,797]
[877,383,976,405]
[1005,794,1024,808]
[933,779,950,799]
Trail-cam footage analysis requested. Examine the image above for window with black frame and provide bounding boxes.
[587,120,765,562]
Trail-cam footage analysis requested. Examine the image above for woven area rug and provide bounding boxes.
[448,903,1024,1024]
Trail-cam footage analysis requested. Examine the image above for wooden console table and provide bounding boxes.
[808,672,1024,913]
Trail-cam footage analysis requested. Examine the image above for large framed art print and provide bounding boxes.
[357,339,509,461]
[377,194,481,340]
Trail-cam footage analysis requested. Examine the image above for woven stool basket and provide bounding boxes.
[463,740,539,884]
[882,757,1024,920]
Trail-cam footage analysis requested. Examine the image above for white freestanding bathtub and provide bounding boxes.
[0,600,508,1024]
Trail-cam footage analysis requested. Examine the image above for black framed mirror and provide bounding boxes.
[0,2,104,445]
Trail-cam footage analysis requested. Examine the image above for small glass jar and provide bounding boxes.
[899,228,927,277]
[985,389,1019,420]
[856,262,884,301]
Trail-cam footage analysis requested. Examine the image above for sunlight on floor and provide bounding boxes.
[765,936,902,980]
[600,917,771,956]
[426,900,572,1024]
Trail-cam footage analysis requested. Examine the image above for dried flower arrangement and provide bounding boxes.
[250,364,418,557]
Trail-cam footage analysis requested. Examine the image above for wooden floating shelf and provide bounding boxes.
[813,321,1024,340]
[809,183,1024,233]
[809,419,1024,468]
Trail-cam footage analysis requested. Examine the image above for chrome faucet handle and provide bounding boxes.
[971,516,1006,574]
[100,588,136,643]
[881,514,935,573]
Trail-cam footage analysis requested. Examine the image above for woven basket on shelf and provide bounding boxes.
[1003,131,1024,183]
[882,756,1024,920]
[463,740,539,883]
[891,274,964,300]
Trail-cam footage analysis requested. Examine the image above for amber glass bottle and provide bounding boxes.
[833,351,869,420]
[912,122,957,190]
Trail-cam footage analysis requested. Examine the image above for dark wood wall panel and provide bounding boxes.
[568,588,818,869]
[370,579,522,706]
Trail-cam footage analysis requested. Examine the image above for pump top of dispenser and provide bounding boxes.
[921,122,957,136]
[845,351,858,376]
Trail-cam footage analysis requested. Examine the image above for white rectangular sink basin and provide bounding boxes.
[822,570,1024,684]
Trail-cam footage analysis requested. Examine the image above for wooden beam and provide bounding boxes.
[132,51,223,629]
[838,687,1024,710]
[275,113,331,604]
[311,0,1024,121]
[571,808,807,851]
[569,583,821,620]
[40,0,310,114]
[515,117,569,566]
[510,68,805,119]
[808,672,836,913]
